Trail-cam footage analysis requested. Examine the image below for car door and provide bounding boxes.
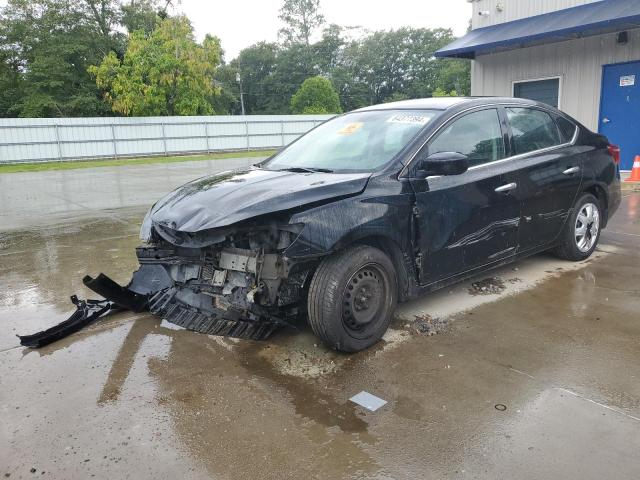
[408,107,521,285]
[500,107,583,252]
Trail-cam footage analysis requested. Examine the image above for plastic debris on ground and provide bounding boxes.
[349,391,388,412]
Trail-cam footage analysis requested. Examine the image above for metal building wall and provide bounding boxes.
[471,0,601,29]
[471,28,640,131]
[0,115,333,164]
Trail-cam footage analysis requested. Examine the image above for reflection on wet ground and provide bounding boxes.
[0,156,262,231]
[1,191,639,479]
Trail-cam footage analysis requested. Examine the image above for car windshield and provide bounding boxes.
[262,109,439,173]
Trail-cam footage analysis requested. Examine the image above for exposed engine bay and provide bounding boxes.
[139,219,311,339]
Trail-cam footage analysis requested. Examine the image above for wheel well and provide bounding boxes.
[583,184,608,225]
[348,235,413,302]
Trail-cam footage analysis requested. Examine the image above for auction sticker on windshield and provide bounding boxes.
[338,123,364,135]
[387,114,431,125]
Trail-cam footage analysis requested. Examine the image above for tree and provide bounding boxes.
[265,43,317,112]
[432,87,457,97]
[121,0,161,34]
[328,65,370,112]
[0,0,123,117]
[435,59,471,96]
[212,64,240,114]
[0,0,170,117]
[235,42,279,114]
[383,92,409,103]
[90,16,222,116]
[278,0,324,47]
[0,51,22,118]
[290,76,341,114]
[214,25,471,115]
[313,23,344,73]
[342,28,462,105]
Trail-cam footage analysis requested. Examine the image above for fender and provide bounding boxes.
[284,193,414,259]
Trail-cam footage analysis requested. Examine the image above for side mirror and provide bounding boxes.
[415,152,469,178]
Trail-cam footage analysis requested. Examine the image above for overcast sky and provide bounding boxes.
[177,0,472,61]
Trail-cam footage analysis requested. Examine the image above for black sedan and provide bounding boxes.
[20,97,622,352]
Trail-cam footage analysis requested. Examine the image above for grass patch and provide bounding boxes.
[0,149,277,174]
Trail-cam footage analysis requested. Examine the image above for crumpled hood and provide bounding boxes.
[150,167,371,233]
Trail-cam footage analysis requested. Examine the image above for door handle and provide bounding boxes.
[495,182,517,193]
[602,118,611,124]
[563,166,580,175]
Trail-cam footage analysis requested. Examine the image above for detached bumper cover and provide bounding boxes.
[18,296,118,348]
[18,273,145,348]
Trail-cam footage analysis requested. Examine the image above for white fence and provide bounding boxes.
[0,114,334,164]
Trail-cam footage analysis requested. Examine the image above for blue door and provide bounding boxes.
[599,61,640,171]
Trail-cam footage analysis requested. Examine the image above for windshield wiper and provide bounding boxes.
[277,167,334,173]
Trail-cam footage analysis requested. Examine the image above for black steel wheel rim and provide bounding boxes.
[341,263,390,339]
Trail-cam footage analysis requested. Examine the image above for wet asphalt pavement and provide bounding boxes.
[1,160,639,479]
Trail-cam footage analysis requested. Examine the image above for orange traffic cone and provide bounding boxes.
[625,156,640,183]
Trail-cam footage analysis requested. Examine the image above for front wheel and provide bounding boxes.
[307,245,397,352]
[554,193,602,261]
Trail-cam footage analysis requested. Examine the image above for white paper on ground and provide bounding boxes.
[349,391,388,411]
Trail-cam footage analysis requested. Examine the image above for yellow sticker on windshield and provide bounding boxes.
[337,122,364,135]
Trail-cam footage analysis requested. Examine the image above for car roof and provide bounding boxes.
[353,96,545,112]
[354,97,469,112]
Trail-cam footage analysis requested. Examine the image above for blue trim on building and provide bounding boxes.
[436,0,640,59]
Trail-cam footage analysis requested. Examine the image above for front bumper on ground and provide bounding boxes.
[18,295,118,348]
[18,272,287,348]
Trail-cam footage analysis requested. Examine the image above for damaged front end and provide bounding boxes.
[19,218,312,347]
[19,166,372,348]
[140,218,310,339]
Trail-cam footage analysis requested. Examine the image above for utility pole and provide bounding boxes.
[236,71,246,116]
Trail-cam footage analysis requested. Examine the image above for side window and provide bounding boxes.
[506,107,562,155]
[429,109,505,167]
[555,115,578,143]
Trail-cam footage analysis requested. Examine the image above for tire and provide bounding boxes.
[307,245,398,352]
[554,193,602,261]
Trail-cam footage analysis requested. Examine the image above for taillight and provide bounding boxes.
[608,144,621,164]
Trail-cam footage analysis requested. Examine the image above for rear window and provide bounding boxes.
[555,115,578,143]
[506,107,562,155]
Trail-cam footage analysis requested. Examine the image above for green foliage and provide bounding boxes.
[279,0,324,46]
[432,86,460,97]
[121,0,160,34]
[90,17,222,116]
[235,42,280,113]
[214,23,471,115]
[0,0,122,117]
[435,59,470,96]
[383,92,410,103]
[212,65,240,115]
[268,43,318,112]
[290,76,341,114]
[0,0,471,118]
[0,49,23,118]
[0,0,168,117]
[346,28,466,104]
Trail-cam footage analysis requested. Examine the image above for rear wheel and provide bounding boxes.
[307,245,397,352]
[554,193,601,261]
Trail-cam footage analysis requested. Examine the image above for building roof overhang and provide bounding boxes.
[436,0,640,59]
